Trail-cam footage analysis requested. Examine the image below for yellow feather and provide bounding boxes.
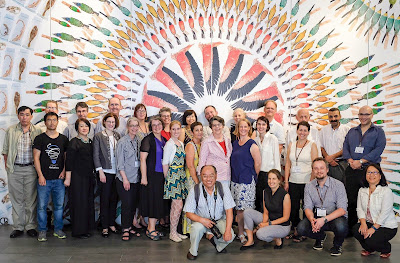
[316,76,332,85]
[246,0,252,11]
[115,29,130,40]
[294,30,306,44]
[286,21,297,36]
[86,87,103,93]
[300,40,314,54]
[186,0,192,6]
[173,0,180,8]
[320,102,337,108]
[307,51,321,63]
[136,12,148,25]
[319,89,335,96]
[94,63,111,70]
[268,4,276,21]
[258,0,265,16]
[277,12,287,28]
[106,40,123,50]
[99,51,117,59]
[147,4,158,18]
[312,64,327,74]
[86,100,101,106]
[125,20,139,32]
[89,75,107,81]
[160,0,169,13]
[87,113,100,118]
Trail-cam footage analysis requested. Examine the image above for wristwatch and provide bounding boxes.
[323,217,328,224]
[359,159,364,164]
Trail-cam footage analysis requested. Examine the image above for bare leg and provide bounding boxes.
[243,229,254,246]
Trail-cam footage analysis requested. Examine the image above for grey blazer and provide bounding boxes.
[93,131,121,171]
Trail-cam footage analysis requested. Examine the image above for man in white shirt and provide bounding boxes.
[286,109,321,157]
[36,101,68,134]
[262,100,285,153]
[319,108,350,183]
[95,98,127,136]
[63,102,95,140]
[202,105,231,140]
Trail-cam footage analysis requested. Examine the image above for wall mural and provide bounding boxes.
[0,0,399,224]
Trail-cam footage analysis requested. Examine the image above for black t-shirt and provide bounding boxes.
[33,133,69,180]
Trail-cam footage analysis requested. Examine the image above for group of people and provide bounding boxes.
[1,97,397,260]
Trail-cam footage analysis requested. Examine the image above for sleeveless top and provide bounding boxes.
[185,141,200,190]
[264,186,290,226]
[289,140,314,184]
[231,139,257,184]
[184,128,193,146]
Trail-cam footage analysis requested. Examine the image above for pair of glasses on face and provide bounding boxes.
[366,171,379,175]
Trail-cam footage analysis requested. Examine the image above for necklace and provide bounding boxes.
[77,136,90,143]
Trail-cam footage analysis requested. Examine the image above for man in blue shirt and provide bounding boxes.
[342,106,386,232]
[183,165,236,260]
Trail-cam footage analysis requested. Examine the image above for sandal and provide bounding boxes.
[285,233,295,239]
[102,229,109,238]
[146,230,160,241]
[129,229,141,237]
[361,250,373,256]
[380,253,391,258]
[293,235,307,243]
[122,230,130,241]
[156,231,165,237]
[238,234,247,244]
[109,227,120,234]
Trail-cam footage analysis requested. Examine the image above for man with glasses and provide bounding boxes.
[95,98,127,136]
[342,106,386,232]
[63,102,95,140]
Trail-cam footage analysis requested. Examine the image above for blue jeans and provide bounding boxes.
[297,216,348,247]
[37,179,65,231]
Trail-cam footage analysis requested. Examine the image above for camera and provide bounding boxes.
[209,219,222,239]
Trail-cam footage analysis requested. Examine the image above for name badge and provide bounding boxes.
[292,165,301,173]
[135,161,140,167]
[317,208,327,217]
[355,146,364,154]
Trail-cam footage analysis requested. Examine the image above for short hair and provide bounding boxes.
[312,157,329,169]
[361,163,388,187]
[46,100,58,110]
[200,165,217,175]
[75,102,89,111]
[17,106,33,115]
[169,120,182,129]
[328,107,340,113]
[264,100,277,108]
[102,113,119,129]
[134,104,147,119]
[256,116,270,132]
[108,97,121,107]
[190,121,203,132]
[268,169,283,186]
[233,118,253,137]
[148,116,162,132]
[126,117,139,130]
[204,105,216,113]
[75,118,91,132]
[44,112,58,122]
[297,121,310,131]
[209,116,225,128]
[232,108,246,118]
[182,110,197,125]
[159,107,171,115]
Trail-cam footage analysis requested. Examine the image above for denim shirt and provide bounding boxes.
[342,123,386,164]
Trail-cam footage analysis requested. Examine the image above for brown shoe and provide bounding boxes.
[187,251,197,260]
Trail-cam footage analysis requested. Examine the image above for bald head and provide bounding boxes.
[296,109,310,122]
[358,105,373,126]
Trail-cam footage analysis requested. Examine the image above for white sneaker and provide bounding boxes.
[178,233,188,240]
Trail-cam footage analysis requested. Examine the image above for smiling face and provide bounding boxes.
[366,165,381,186]
[204,106,217,121]
[170,123,181,139]
[108,98,122,115]
[328,110,341,129]
[78,121,89,137]
[151,119,163,135]
[233,110,245,124]
[296,124,309,140]
[76,106,88,119]
[186,113,196,126]
[128,120,139,136]
[296,109,310,122]
[358,106,373,126]
[160,111,171,126]
[264,101,277,119]
[268,172,281,190]
[238,120,250,137]
[256,119,268,134]
[211,120,223,136]
[192,124,203,141]
[201,166,217,189]
[104,116,116,131]
[45,102,58,114]
[312,160,328,181]
[135,106,147,121]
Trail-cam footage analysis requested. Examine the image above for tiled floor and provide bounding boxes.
[0,225,398,262]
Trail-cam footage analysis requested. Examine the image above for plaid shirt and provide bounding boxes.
[15,130,33,164]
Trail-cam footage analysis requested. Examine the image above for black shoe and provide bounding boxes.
[274,238,284,249]
[218,248,227,253]
[330,246,343,256]
[240,243,255,251]
[10,230,23,238]
[78,234,90,239]
[102,229,109,238]
[26,229,38,237]
[109,227,120,234]
[83,233,92,238]
[313,234,326,251]
[208,237,216,248]
[187,251,197,260]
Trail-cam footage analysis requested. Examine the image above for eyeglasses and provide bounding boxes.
[366,171,380,175]
[359,113,371,116]
[136,109,146,113]
[212,123,222,127]
[160,115,171,118]
[129,124,139,128]
[151,123,163,127]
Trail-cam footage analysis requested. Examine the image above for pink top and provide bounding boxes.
[197,134,232,182]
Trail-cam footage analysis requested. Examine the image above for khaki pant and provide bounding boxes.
[7,165,37,231]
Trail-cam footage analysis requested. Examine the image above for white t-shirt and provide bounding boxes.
[254,132,281,172]
[319,124,350,157]
[288,140,315,184]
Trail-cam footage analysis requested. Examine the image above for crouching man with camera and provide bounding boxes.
[297,158,348,256]
[184,165,236,260]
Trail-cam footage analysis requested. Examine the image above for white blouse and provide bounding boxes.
[162,138,185,166]
[254,132,281,173]
[288,140,315,184]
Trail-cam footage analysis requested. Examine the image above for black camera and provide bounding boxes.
[210,219,222,239]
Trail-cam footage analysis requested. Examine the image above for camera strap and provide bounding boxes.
[202,185,217,220]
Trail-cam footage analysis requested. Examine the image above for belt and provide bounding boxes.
[14,162,33,167]
[170,165,184,169]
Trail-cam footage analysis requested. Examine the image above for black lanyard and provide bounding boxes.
[202,185,218,220]
[316,178,330,207]
[130,139,139,159]
[295,140,308,165]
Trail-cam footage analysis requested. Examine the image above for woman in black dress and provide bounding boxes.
[64,118,95,239]
[140,116,168,241]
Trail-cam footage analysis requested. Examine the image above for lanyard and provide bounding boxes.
[130,138,139,159]
[358,127,370,146]
[295,140,308,165]
[202,185,218,220]
[316,178,330,207]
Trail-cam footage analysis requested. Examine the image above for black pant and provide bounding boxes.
[344,166,365,230]
[297,216,348,247]
[100,173,118,229]
[328,160,347,183]
[352,222,397,253]
[116,179,140,229]
[289,182,305,228]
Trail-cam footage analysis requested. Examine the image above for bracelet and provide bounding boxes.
[371,225,378,231]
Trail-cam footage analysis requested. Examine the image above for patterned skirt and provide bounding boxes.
[164,165,188,200]
[231,178,256,210]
